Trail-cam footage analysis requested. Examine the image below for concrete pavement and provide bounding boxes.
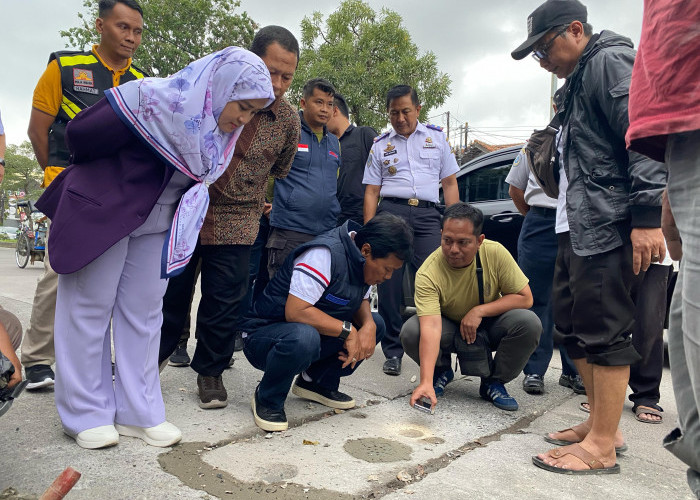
[0,247,694,499]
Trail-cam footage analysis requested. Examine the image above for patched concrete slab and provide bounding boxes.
[380,390,693,500]
[202,377,572,496]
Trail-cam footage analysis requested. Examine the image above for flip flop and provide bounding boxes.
[579,401,590,413]
[532,443,621,475]
[543,427,628,454]
[633,405,663,424]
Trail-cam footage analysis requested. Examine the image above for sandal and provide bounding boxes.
[579,401,590,413]
[532,443,621,475]
[633,404,663,424]
[543,427,627,454]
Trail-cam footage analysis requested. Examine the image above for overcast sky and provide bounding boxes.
[1,0,643,148]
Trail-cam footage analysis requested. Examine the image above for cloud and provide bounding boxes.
[1,0,643,149]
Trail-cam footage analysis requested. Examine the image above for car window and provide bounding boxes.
[464,162,512,202]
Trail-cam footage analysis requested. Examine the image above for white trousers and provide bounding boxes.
[54,203,173,434]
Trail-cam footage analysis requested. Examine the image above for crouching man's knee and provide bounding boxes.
[289,324,323,369]
[518,309,543,351]
[371,312,386,345]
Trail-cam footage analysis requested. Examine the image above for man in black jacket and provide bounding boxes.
[512,0,666,475]
[326,93,377,225]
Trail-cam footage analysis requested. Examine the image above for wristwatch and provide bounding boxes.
[0,158,5,166]
[338,320,352,341]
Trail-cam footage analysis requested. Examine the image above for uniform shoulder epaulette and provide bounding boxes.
[374,131,390,142]
[426,124,443,132]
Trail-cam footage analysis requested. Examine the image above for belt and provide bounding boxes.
[382,197,436,208]
[530,206,557,217]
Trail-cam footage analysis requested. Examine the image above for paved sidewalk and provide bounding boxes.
[0,248,694,499]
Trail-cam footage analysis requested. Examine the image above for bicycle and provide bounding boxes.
[15,200,47,269]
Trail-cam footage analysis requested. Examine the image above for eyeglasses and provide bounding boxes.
[531,26,569,62]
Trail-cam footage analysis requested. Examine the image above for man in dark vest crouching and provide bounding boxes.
[241,213,413,431]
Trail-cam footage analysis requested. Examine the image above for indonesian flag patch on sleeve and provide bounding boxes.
[298,143,309,153]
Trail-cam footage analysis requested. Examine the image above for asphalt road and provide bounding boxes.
[0,247,694,499]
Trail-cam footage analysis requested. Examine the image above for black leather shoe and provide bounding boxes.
[292,377,355,409]
[559,374,586,395]
[252,387,287,432]
[383,357,402,376]
[522,373,544,394]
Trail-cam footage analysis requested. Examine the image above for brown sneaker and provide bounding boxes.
[197,374,228,409]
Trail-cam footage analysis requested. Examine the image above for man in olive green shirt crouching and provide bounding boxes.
[401,202,541,412]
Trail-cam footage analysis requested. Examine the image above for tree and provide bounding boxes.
[2,142,43,200]
[292,0,451,131]
[1,142,43,224]
[61,0,257,77]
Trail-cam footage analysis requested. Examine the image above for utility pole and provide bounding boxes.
[550,73,558,120]
[446,111,450,140]
[464,122,469,147]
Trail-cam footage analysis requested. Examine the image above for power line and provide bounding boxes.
[467,129,529,143]
[468,125,540,130]
[469,127,530,137]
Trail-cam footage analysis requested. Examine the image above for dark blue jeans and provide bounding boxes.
[243,312,385,410]
[518,208,577,377]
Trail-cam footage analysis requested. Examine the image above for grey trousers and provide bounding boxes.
[663,130,700,494]
[400,309,541,383]
[0,305,22,351]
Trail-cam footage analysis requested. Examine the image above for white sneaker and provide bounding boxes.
[65,425,119,449]
[115,421,182,447]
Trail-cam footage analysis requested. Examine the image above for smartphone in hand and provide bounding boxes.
[413,396,434,415]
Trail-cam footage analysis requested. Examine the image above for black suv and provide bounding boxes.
[399,144,525,315]
[440,144,525,258]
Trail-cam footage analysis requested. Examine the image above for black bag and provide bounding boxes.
[453,252,493,378]
[525,113,561,199]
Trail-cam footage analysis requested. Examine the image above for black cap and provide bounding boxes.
[511,0,587,60]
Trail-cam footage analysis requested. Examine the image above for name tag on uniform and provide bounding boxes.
[423,137,436,148]
[74,86,99,95]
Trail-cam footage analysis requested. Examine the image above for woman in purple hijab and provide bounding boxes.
[36,47,274,449]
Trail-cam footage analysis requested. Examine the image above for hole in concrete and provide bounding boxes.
[343,437,412,463]
[421,437,445,445]
[399,429,424,438]
[253,463,298,483]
